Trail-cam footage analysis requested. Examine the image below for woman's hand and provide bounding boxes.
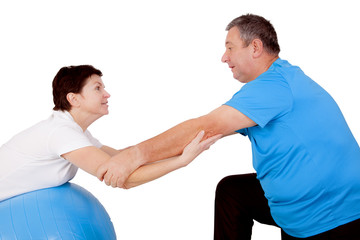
[179,130,222,167]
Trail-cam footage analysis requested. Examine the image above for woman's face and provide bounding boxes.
[77,74,111,117]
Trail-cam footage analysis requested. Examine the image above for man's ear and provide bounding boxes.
[251,39,264,58]
[66,92,80,108]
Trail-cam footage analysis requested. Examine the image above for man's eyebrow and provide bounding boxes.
[225,41,232,45]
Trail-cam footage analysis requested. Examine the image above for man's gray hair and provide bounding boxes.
[226,14,280,55]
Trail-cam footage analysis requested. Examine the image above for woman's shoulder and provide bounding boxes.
[49,111,83,132]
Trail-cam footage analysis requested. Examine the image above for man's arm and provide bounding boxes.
[138,105,255,162]
[96,105,256,187]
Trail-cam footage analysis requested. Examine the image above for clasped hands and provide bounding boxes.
[96,145,143,188]
[96,131,221,188]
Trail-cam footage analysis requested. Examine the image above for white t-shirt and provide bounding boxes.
[0,111,102,201]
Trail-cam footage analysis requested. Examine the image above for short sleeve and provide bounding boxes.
[84,130,103,148]
[47,125,98,156]
[225,73,293,128]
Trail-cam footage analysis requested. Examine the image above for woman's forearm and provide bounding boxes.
[123,156,185,189]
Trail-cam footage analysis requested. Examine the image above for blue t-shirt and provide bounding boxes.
[225,58,360,238]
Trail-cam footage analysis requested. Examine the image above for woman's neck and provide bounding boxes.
[68,109,99,132]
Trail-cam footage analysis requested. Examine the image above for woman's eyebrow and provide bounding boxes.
[94,81,105,87]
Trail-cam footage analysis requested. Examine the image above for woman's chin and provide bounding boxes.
[101,105,109,115]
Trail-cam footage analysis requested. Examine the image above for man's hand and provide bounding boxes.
[96,146,144,188]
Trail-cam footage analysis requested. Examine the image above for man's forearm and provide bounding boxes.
[135,117,205,164]
[97,105,255,187]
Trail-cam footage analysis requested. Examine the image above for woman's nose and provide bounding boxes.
[104,90,111,98]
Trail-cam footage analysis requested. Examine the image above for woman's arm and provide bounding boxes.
[62,146,111,176]
[61,131,221,188]
[100,145,131,156]
[100,145,122,156]
[61,145,132,177]
[122,131,221,189]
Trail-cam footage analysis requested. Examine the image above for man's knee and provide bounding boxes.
[215,173,257,199]
[216,175,235,197]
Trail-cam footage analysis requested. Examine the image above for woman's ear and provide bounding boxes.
[251,39,264,58]
[66,92,80,108]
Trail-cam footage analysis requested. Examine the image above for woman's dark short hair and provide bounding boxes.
[226,14,280,55]
[52,65,102,111]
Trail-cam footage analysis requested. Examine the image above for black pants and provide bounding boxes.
[214,173,360,240]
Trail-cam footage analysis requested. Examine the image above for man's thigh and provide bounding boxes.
[216,173,278,226]
[281,218,360,240]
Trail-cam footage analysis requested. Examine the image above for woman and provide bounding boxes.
[0,65,220,201]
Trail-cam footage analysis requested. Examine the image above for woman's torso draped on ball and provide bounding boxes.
[0,110,102,201]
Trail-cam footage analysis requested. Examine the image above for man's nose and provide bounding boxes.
[221,52,229,63]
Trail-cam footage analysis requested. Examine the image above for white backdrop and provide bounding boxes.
[1,1,359,239]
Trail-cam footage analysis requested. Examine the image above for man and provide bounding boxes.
[97,14,360,239]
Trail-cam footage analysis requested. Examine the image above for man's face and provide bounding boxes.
[221,27,254,83]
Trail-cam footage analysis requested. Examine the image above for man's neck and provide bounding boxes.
[247,55,279,83]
